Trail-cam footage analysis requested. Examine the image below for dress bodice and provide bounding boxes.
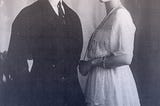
[86,7,136,60]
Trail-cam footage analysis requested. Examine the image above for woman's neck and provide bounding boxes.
[105,1,121,14]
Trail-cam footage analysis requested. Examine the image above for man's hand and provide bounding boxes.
[79,60,92,76]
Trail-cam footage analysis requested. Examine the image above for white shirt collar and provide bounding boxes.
[49,0,64,15]
[49,0,63,7]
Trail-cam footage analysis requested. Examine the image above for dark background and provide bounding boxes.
[125,0,160,105]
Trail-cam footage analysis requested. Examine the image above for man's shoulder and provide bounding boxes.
[16,1,45,19]
[13,1,41,25]
[20,1,41,16]
[63,2,79,18]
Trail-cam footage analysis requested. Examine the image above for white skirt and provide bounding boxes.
[85,65,140,106]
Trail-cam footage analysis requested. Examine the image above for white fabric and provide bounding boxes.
[85,7,140,106]
[27,59,33,72]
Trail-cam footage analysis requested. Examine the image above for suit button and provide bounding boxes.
[52,64,56,71]
[52,64,56,68]
[61,77,65,80]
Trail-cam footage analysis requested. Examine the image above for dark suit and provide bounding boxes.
[7,0,85,106]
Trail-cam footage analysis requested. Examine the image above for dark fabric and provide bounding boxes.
[58,1,66,24]
[7,0,85,106]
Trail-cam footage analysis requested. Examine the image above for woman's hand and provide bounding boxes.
[91,57,103,67]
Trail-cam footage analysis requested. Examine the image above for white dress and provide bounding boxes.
[85,7,140,106]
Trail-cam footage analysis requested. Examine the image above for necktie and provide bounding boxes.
[57,2,65,24]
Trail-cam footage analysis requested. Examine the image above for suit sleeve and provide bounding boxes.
[7,10,30,80]
[73,14,83,64]
[77,15,83,57]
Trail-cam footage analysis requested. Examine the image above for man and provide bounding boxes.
[7,0,86,105]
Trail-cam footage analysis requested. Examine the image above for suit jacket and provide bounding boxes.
[7,0,83,80]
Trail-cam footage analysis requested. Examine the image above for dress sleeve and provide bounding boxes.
[111,8,136,57]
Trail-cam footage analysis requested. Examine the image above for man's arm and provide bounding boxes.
[7,10,30,80]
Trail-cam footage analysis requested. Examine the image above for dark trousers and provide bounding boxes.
[30,69,86,106]
[4,72,31,106]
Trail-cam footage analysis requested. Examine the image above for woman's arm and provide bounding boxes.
[91,9,135,69]
[79,53,132,75]
[91,54,132,69]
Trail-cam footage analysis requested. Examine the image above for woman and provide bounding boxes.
[79,0,140,106]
